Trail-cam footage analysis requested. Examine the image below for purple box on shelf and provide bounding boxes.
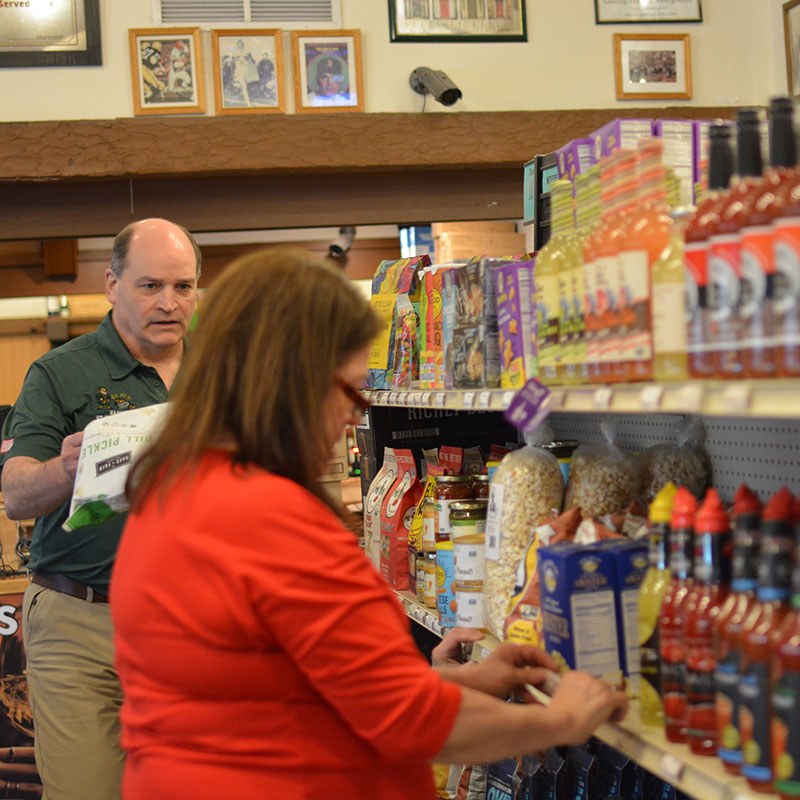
[556,138,595,181]
[654,119,695,206]
[496,261,537,389]
[590,119,654,160]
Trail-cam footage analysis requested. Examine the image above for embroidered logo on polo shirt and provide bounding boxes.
[0,439,13,454]
[96,387,137,413]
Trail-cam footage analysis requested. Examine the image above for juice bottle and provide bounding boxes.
[639,481,677,727]
[707,109,764,378]
[739,97,797,377]
[652,207,692,381]
[772,521,800,800]
[616,138,670,383]
[660,487,697,743]
[685,488,732,756]
[740,487,795,794]
[686,123,734,378]
[536,179,572,385]
[715,484,762,775]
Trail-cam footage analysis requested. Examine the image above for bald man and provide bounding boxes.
[1,219,201,800]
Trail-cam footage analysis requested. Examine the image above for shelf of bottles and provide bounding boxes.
[366,379,800,418]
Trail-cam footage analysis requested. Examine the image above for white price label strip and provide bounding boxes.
[463,391,476,408]
[478,391,492,409]
[678,383,703,412]
[434,392,446,408]
[593,387,613,409]
[377,392,389,404]
[658,753,684,784]
[640,385,664,410]
[396,392,407,405]
[422,392,432,406]
[502,390,515,408]
[723,384,752,413]
[549,389,566,409]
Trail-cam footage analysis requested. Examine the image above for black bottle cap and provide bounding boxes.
[708,123,734,192]
[736,108,764,179]
[769,96,797,169]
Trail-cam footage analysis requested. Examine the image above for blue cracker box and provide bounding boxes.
[595,539,649,694]
[556,137,595,181]
[538,542,623,686]
[590,118,654,161]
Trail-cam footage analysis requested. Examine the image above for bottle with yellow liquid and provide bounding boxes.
[535,179,573,385]
[652,208,692,381]
[639,481,678,726]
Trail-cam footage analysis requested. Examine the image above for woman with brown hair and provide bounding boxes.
[110,248,627,800]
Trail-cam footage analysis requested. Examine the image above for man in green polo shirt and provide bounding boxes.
[0,218,201,800]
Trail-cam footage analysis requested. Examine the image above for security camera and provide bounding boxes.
[409,67,462,107]
[329,226,356,258]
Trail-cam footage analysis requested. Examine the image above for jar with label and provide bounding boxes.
[472,474,490,500]
[422,498,437,551]
[451,500,488,589]
[455,584,487,630]
[434,475,474,543]
[423,551,438,609]
[415,550,427,604]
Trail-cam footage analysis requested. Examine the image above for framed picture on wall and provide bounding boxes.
[211,29,285,114]
[613,33,692,100]
[0,0,102,67]
[128,28,205,116]
[291,30,364,113]
[595,0,702,24]
[784,0,800,99]
[388,0,527,42]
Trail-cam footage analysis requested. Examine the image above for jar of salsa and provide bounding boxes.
[434,476,473,543]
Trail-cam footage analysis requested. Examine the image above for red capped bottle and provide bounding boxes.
[740,487,795,794]
[715,484,762,774]
[685,488,732,756]
[660,487,698,743]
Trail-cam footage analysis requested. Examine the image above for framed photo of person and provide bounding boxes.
[388,0,527,42]
[211,29,285,114]
[128,27,205,116]
[291,30,364,114]
[784,0,800,99]
[613,33,692,100]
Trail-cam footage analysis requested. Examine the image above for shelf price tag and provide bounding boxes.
[463,391,476,408]
[723,384,752,414]
[502,390,515,408]
[677,383,703,412]
[434,392,446,408]
[640,385,663,410]
[422,392,432,406]
[377,391,390,405]
[549,389,566,409]
[593,388,613,409]
[658,753,684,784]
[396,391,408,405]
[478,391,492,409]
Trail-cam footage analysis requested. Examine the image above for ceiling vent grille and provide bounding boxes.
[158,0,338,25]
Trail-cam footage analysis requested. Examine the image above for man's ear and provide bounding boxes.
[105,268,118,304]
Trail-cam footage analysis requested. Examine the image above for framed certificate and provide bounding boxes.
[595,0,702,24]
[0,0,101,67]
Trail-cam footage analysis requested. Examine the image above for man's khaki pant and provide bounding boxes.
[23,583,124,800]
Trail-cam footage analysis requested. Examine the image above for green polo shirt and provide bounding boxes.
[0,312,171,594]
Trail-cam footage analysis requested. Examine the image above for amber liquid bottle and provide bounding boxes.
[686,124,735,378]
[739,97,797,377]
[707,109,764,378]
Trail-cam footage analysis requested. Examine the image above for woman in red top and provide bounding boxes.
[111,248,627,800]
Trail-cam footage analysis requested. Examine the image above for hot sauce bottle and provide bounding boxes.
[739,97,797,377]
[685,489,732,756]
[740,487,795,794]
[715,484,762,774]
[707,109,764,378]
[772,505,800,800]
[686,124,734,379]
[660,487,697,743]
[640,482,677,727]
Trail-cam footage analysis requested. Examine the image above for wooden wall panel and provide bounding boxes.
[0,334,50,405]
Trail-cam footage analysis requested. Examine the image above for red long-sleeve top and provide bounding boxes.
[111,450,462,800]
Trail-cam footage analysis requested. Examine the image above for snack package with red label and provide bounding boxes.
[363,447,398,569]
[380,449,422,589]
[439,445,464,476]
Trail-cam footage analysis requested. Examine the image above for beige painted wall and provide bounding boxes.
[0,0,781,123]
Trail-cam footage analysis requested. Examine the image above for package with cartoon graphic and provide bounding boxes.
[496,261,538,389]
[363,448,398,568]
[380,449,422,589]
[64,403,171,532]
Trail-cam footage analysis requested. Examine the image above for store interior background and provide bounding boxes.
[0,0,792,405]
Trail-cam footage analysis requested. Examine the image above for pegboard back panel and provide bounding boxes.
[547,413,800,503]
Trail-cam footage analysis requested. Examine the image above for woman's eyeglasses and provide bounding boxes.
[335,376,372,415]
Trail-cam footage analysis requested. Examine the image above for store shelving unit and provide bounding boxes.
[367,379,800,419]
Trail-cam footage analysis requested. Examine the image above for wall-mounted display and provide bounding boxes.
[613,33,692,101]
[291,30,364,114]
[595,0,702,24]
[128,28,205,116]
[388,0,526,43]
[0,0,101,67]
[784,0,800,99]
[211,30,285,115]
